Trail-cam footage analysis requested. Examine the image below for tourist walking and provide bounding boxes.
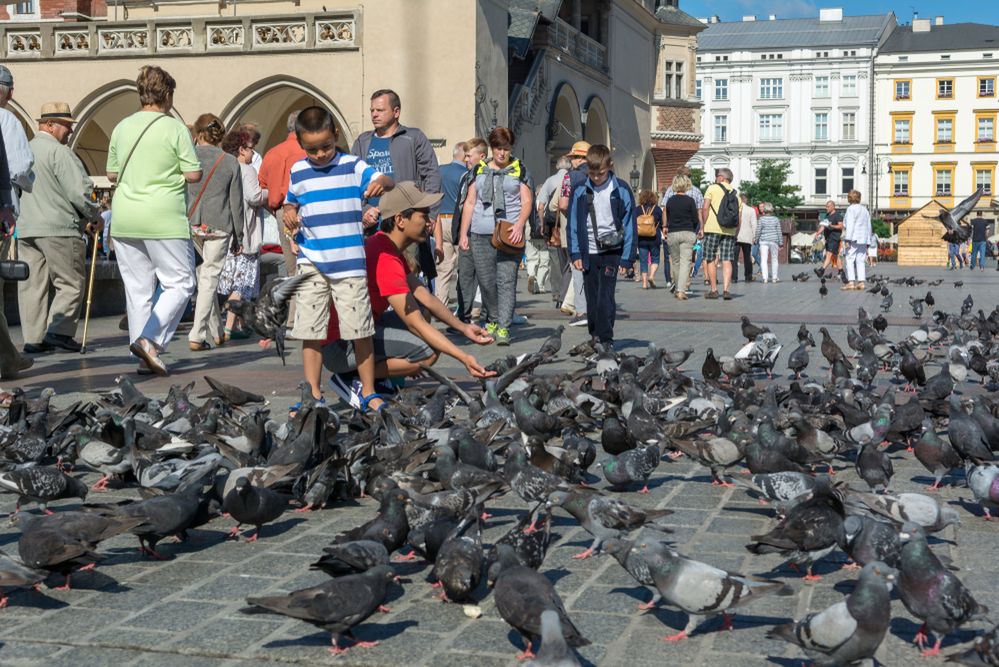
[17,102,101,354]
[457,127,531,346]
[815,200,843,277]
[559,141,591,326]
[187,113,244,351]
[841,189,872,291]
[970,212,992,270]
[434,142,466,307]
[536,155,571,308]
[948,242,964,269]
[635,190,663,289]
[755,202,782,283]
[733,192,756,283]
[701,168,740,300]
[663,174,700,300]
[107,65,202,375]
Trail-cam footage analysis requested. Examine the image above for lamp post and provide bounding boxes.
[629,160,640,190]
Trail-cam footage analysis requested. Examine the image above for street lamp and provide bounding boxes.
[629,160,640,190]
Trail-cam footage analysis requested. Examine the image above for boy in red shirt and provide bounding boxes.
[325,182,495,398]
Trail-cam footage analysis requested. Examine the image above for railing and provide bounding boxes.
[0,12,356,58]
[509,52,548,135]
[546,18,607,72]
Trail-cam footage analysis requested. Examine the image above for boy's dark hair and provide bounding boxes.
[371,89,401,110]
[379,208,416,233]
[295,106,336,139]
[586,144,613,172]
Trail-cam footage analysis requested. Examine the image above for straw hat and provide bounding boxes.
[568,140,591,157]
[37,101,77,124]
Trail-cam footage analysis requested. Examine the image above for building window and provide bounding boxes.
[760,78,782,99]
[714,79,728,101]
[758,114,783,141]
[842,112,856,141]
[814,112,829,141]
[815,167,828,195]
[842,75,857,97]
[893,169,910,196]
[13,0,34,14]
[894,80,911,100]
[842,167,855,193]
[815,76,830,97]
[894,118,911,144]
[979,116,996,142]
[941,54,951,61]
[663,62,673,98]
[937,79,954,99]
[976,168,994,195]
[935,168,953,196]
[675,62,684,99]
[695,79,701,100]
[979,77,996,98]
[936,118,954,143]
[713,115,728,143]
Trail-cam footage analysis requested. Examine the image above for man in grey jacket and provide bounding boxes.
[18,102,101,353]
[351,89,440,280]
[0,101,32,377]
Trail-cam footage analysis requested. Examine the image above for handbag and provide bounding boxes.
[0,260,29,281]
[491,219,525,255]
[636,205,657,238]
[188,152,226,225]
[587,191,623,251]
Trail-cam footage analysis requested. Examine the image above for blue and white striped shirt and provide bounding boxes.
[285,153,378,278]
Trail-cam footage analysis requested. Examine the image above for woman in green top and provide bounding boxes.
[107,65,202,376]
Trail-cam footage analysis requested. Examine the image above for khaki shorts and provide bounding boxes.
[291,263,374,341]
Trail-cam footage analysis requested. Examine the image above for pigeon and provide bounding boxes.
[787,342,810,380]
[847,491,961,534]
[432,518,483,602]
[641,542,792,641]
[966,463,999,520]
[242,565,397,655]
[333,490,411,554]
[524,609,582,667]
[601,443,660,493]
[955,281,964,289]
[945,623,999,665]
[0,467,88,514]
[899,344,927,391]
[0,548,46,607]
[670,436,744,485]
[310,540,390,577]
[223,477,294,541]
[199,376,265,406]
[841,514,901,569]
[546,489,673,559]
[702,348,721,382]
[746,488,845,580]
[881,292,893,313]
[602,537,666,609]
[925,291,935,308]
[768,561,896,666]
[873,313,888,334]
[898,522,989,656]
[934,187,982,243]
[921,363,954,401]
[819,278,828,298]
[733,471,831,505]
[948,396,993,463]
[115,483,211,559]
[819,327,851,369]
[855,442,893,493]
[913,419,963,490]
[911,297,925,319]
[489,506,553,571]
[489,544,590,660]
[963,294,975,317]
[225,272,309,364]
[741,316,769,342]
[797,324,816,347]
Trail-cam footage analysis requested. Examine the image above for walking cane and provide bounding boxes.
[80,229,100,355]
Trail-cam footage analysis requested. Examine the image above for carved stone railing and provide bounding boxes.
[509,51,548,135]
[0,12,357,59]
[544,17,607,72]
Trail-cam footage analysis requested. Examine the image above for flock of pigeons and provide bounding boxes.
[1,278,999,665]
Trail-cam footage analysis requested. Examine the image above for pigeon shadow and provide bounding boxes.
[503,627,597,666]
[264,620,419,648]
[724,505,776,518]
[541,567,573,586]
[609,585,649,603]
[5,587,71,610]
[245,517,308,540]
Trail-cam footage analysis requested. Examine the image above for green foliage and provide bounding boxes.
[871,218,890,239]
[689,168,706,193]
[737,160,804,216]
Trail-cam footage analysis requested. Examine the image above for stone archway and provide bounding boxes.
[6,100,34,141]
[582,95,609,147]
[546,82,581,162]
[221,77,351,154]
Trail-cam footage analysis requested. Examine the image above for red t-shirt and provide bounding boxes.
[326,232,411,342]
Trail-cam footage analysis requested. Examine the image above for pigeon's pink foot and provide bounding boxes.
[523,520,538,535]
[378,605,391,614]
[293,504,314,513]
[637,600,656,611]
[571,547,594,560]
[439,590,449,602]
[721,613,733,631]
[79,563,96,572]
[245,532,259,543]
[259,339,273,349]
[661,631,688,642]
[91,476,110,492]
[842,561,861,571]
[803,574,823,582]
[392,552,419,563]
[42,509,54,516]
[914,625,929,648]
[480,512,492,521]
[328,646,350,655]
[0,595,8,609]
[921,639,942,658]
[638,486,650,494]
[758,498,769,506]
[352,640,379,649]
[515,646,535,661]
[430,581,444,589]
[668,451,684,460]
[53,576,72,591]
[228,525,241,538]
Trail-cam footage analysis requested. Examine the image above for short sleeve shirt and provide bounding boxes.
[326,232,409,342]
[824,211,843,243]
[107,111,200,239]
[703,182,739,236]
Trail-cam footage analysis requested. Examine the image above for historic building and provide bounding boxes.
[0,0,695,191]
[873,18,999,217]
[692,8,896,215]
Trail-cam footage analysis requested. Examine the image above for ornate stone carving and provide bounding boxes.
[7,31,41,57]
[157,26,194,50]
[55,30,90,53]
[207,24,244,48]
[316,19,354,45]
[98,28,148,52]
[789,73,813,82]
[252,21,306,47]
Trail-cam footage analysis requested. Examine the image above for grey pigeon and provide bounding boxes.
[966,463,999,520]
[223,476,294,541]
[846,490,961,534]
[225,272,309,365]
[115,483,210,559]
[241,565,397,656]
[0,466,88,514]
[945,623,999,665]
[913,419,963,490]
[948,396,993,463]
[934,187,982,243]
[0,548,46,607]
[841,514,901,569]
[199,375,265,405]
[432,518,483,602]
[602,537,668,610]
[746,489,845,580]
[601,443,660,493]
[733,471,831,505]
[855,442,893,493]
[768,561,896,666]
[524,609,582,667]
[671,436,744,485]
[898,522,989,656]
[310,540,389,577]
[489,544,590,660]
[546,488,673,559]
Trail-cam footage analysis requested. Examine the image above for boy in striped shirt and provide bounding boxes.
[283,106,394,412]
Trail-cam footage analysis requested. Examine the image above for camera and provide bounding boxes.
[0,260,29,281]
[597,230,624,250]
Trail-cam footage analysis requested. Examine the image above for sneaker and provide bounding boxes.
[665,281,675,292]
[527,276,538,294]
[722,291,732,300]
[511,314,529,326]
[705,291,719,300]
[328,372,361,409]
[496,328,510,346]
[569,314,587,327]
[485,322,499,336]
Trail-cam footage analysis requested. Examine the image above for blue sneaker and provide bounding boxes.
[328,372,361,409]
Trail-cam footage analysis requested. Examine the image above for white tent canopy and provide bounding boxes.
[790,232,815,247]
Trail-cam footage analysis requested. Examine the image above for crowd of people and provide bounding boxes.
[0,62,893,408]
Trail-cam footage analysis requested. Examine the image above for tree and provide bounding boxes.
[737,160,804,216]
[871,218,890,239]
[689,168,706,193]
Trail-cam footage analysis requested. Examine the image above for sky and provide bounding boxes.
[680,0,999,25]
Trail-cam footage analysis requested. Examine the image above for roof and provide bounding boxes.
[880,23,999,53]
[655,5,704,30]
[697,13,893,51]
[508,0,563,59]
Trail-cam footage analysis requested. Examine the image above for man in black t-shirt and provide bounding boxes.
[969,213,993,270]
[813,200,844,277]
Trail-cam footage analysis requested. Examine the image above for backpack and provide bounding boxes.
[712,185,740,229]
[636,205,657,238]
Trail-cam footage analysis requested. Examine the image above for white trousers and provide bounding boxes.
[845,243,867,283]
[760,242,780,282]
[114,237,196,350]
[525,238,551,290]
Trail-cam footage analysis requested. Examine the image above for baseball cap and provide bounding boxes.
[569,140,591,157]
[0,66,12,87]
[379,181,443,219]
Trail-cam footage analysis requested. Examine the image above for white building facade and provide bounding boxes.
[873,19,999,217]
[693,9,895,215]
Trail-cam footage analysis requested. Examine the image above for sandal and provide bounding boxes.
[289,396,326,418]
[676,292,688,300]
[722,291,732,300]
[705,291,719,300]
[360,393,386,413]
[129,340,168,376]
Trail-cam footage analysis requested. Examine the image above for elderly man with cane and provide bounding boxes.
[18,102,101,354]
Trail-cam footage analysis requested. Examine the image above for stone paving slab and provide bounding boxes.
[0,263,997,665]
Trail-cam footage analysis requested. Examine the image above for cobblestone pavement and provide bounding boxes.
[1,262,998,666]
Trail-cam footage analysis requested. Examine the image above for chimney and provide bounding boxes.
[768,14,777,20]
[819,7,843,22]
[913,18,932,32]
[710,15,719,23]
[742,15,756,21]
[935,16,944,26]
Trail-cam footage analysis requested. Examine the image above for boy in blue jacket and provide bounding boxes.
[567,145,637,349]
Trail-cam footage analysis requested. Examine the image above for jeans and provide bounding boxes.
[760,242,780,282]
[667,231,696,294]
[637,241,661,274]
[734,241,753,281]
[468,233,518,329]
[692,244,704,278]
[948,243,964,268]
[845,243,867,283]
[971,241,987,268]
[583,251,621,344]
[661,242,671,283]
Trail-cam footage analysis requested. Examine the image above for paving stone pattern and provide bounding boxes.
[1,263,998,665]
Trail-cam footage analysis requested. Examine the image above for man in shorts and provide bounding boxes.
[324,182,494,384]
[701,167,740,300]
[283,106,394,412]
